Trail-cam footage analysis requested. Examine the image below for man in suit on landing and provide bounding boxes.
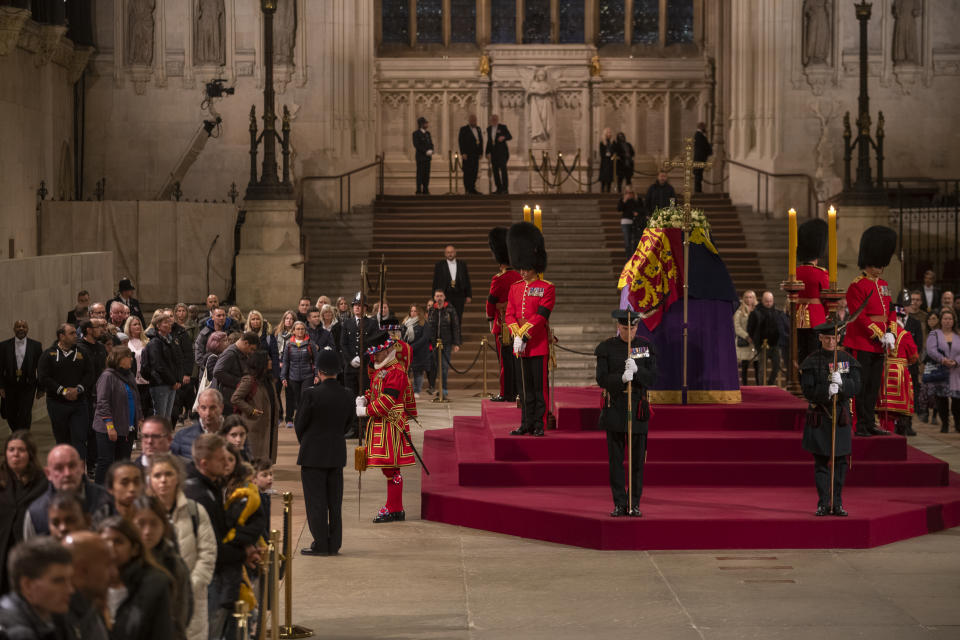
[458,114,484,195]
[485,113,512,194]
[295,349,354,556]
[0,320,43,432]
[412,116,434,195]
[432,244,473,322]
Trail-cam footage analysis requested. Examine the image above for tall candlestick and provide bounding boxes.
[787,208,797,280]
[523,205,531,223]
[827,206,838,285]
[534,205,542,230]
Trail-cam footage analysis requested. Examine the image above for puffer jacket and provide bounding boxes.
[280,337,319,383]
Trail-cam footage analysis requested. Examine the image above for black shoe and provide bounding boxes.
[942,425,949,434]
[815,505,830,516]
[301,547,326,556]
[905,425,917,436]
[610,505,629,517]
[510,426,531,436]
[423,190,431,195]
[490,395,507,402]
[832,505,848,517]
[869,426,890,436]
[532,428,545,437]
[344,429,358,439]
[629,507,642,517]
[854,429,873,437]
[919,413,929,423]
[373,510,405,523]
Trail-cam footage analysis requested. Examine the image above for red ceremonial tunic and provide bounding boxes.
[843,274,895,354]
[795,264,829,329]
[505,277,556,357]
[877,325,917,418]
[486,268,523,345]
[363,358,415,468]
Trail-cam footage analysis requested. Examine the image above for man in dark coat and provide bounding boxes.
[800,321,862,516]
[340,295,378,435]
[144,314,186,420]
[0,537,77,639]
[485,113,512,194]
[427,290,461,399]
[458,114,484,195]
[105,278,144,323]
[38,325,95,461]
[77,319,108,475]
[295,350,353,556]
[431,244,473,322]
[0,320,43,432]
[747,291,781,385]
[23,444,113,538]
[212,331,258,415]
[692,122,713,193]
[645,171,677,215]
[595,310,658,517]
[412,116,434,195]
[193,307,235,367]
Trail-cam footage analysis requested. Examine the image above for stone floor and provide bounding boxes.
[24,393,960,639]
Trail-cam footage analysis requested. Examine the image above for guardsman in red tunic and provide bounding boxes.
[843,225,897,437]
[876,322,918,435]
[795,219,830,364]
[355,330,416,522]
[505,222,555,437]
[485,227,524,402]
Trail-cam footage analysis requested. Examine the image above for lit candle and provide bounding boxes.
[534,205,542,230]
[788,208,797,281]
[523,205,531,223]
[827,206,837,285]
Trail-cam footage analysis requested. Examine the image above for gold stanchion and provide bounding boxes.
[278,493,313,639]
[267,530,280,639]
[234,601,251,640]
[453,153,460,195]
[447,150,453,195]
[760,339,769,385]
[555,152,563,194]
[432,339,450,403]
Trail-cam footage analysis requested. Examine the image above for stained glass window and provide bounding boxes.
[490,0,516,43]
[632,0,659,45]
[597,0,625,45]
[450,0,476,43]
[557,0,584,43]
[523,0,551,44]
[666,0,694,45]
[416,0,442,44]
[381,0,409,44]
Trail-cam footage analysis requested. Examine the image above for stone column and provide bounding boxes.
[236,200,303,311]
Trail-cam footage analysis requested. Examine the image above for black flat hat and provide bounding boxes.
[611,309,643,325]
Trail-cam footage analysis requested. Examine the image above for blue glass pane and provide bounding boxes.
[416,0,442,44]
[490,0,516,43]
[666,0,694,44]
[558,0,584,43]
[382,0,409,44]
[597,0,625,45]
[523,0,551,44]
[450,0,476,43]
[632,0,659,45]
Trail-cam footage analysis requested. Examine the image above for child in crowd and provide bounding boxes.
[106,460,144,520]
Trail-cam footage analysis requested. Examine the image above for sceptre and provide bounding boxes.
[626,309,634,512]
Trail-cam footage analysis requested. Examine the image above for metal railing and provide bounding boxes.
[890,180,960,291]
[724,158,821,218]
[297,154,384,219]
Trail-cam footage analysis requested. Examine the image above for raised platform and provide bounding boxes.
[420,387,960,550]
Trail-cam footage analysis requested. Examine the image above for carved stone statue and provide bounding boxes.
[126,0,155,66]
[892,0,921,65]
[479,52,490,77]
[273,0,296,64]
[802,0,831,66]
[520,67,555,143]
[590,55,601,77]
[195,0,225,65]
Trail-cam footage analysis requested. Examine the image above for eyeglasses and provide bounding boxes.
[140,434,169,441]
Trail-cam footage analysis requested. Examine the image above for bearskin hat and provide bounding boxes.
[507,221,547,273]
[857,225,897,269]
[488,227,510,265]
[796,219,827,263]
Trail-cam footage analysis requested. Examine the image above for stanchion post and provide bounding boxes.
[481,337,488,398]
[447,150,453,195]
[432,339,450,403]
[269,530,281,640]
[278,493,313,639]
[453,153,460,195]
[233,601,250,640]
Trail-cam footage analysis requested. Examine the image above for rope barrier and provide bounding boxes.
[554,343,598,357]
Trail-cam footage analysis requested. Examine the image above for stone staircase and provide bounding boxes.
[302,206,374,305]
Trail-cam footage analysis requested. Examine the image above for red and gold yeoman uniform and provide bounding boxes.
[877,324,918,419]
[364,356,416,468]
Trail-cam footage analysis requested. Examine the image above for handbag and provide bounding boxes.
[737,337,750,348]
[922,333,951,384]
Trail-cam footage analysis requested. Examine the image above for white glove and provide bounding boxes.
[426,149,433,156]
[513,337,525,354]
[625,358,638,374]
[350,356,361,368]
[881,332,896,350]
[355,396,367,408]
[830,371,842,385]
[621,369,635,384]
[356,405,367,417]
[828,382,839,398]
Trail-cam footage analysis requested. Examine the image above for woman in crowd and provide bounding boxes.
[927,308,960,433]
[227,306,246,332]
[220,415,252,462]
[201,330,229,387]
[280,321,319,428]
[233,351,279,462]
[247,310,279,386]
[919,311,941,425]
[335,296,351,323]
[123,315,153,415]
[614,131,634,192]
[106,460,144,520]
[598,127,616,193]
[0,431,47,590]
[131,494,193,640]
[319,304,341,353]
[99,515,174,640]
[403,304,432,397]
[372,301,399,327]
[146,453,216,640]
[93,347,143,484]
[734,290,758,386]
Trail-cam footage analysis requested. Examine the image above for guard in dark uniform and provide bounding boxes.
[799,321,862,516]
[105,278,144,323]
[294,349,354,556]
[412,117,434,195]
[485,227,523,402]
[340,293,377,438]
[595,309,658,517]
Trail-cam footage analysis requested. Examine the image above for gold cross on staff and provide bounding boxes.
[661,136,713,230]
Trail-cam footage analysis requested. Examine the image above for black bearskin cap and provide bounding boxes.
[857,225,897,269]
[507,221,547,272]
[796,219,827,263]
[488,227,510,265]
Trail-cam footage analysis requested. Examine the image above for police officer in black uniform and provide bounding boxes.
[595,309,658,517]
[340,293,377,437]
[799,321,862,516]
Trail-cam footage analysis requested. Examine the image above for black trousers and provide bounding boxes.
[759,344,780,385]
[491,157,508,193]
[301,466,343,554]
[284,378,312,422]
[94,431,132,485]
[343,367,368,435]
[47,400,88,461]
[740,360,759,386]
[447,294,466,324]
[935,396,960,430]
[854,349,884,431]
[416,157,431,193]
[497,339,517,400]
[693,168,704,193]
[606,430,647,508]
[519,355,547,432]
[84,398,97,475]
[2,383,36,431]
[813,454,847,508]
[462,155,479,192]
